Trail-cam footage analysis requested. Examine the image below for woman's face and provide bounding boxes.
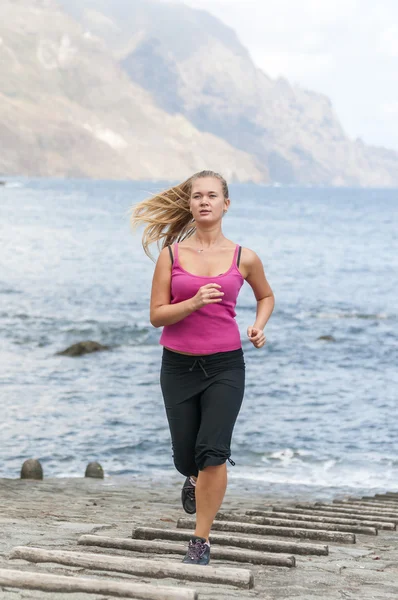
[190,177,230,224]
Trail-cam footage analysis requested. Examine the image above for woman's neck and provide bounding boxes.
[192,227,225,248]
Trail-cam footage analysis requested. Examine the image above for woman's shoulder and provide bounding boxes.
[239,246,259,262]
[238,247,264,278]
[156,245,174,267]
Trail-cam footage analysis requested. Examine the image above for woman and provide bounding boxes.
[131,170,274,565]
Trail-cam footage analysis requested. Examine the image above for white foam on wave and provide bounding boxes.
[56,471,86,478]
[230,459,398,490]
[312,311,389,320]
[239,446,398,491]
[2,181,23,188]
[268,448,313,462]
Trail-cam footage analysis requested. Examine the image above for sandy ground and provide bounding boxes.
[0,476,397,599]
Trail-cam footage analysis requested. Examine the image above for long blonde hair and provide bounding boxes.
[130,170,229,260]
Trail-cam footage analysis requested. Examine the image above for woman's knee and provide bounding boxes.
[195,444,230,472]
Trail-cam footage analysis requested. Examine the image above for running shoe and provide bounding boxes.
[181,476,196,514]
[182,536,210,565]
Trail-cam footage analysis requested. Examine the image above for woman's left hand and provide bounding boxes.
[247,326,266,348]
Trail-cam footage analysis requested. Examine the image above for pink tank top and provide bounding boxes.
[159,243,244,355]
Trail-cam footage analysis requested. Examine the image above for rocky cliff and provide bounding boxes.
[1,0,397,186]
[0,0,264,182]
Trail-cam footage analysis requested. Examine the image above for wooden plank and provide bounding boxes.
[368,492,398,502]
[178,518,356,544]
[333,499,398,512]
[363,496,398,504]
[132,526,329,556]
[295,503,398,522]
[337,498,398,510]
[217,511,376,535]
[0,568,197,599]
[78,535,296,567]
[247,509,396,531]
[9,546,253,590]
[375,493,398,500]
[273,506,398,525]
[314,502,398,518]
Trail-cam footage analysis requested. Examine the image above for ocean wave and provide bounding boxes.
[1,181,23,188]
[229,461,398,491]
[0,288,23,295]
[238,306,393,321]
[0,311,157,348]
[267,448,314,463]
[309,311,391,320]
[229,446,398,491]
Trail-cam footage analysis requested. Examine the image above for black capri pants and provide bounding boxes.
[160,347,245,477]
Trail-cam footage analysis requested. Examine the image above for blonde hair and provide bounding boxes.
[130,170,229,260]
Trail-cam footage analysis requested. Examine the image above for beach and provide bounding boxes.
[1,476,398,599]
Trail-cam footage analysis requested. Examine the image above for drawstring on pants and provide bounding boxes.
[189,357,209,378]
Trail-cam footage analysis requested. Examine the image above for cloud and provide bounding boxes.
[382,102,398,116]
[250,49,336,81]
[378,26,398,58]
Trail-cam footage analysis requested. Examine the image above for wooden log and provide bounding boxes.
[178,518,356,544]
[78,535,296,567]
[363,495,398,503]
[247,509,396,531]
[375,492,398,501]
[275,506,398,525]
[217,511,376,535]
[314,502,398,517]
[344,495,398,503]
[296,503,398,522]
[333,499,398,512]
[9,547,253,590]
[0,568,197,600]
[320,500,398,513]
[132,527,328,556]
[341,498,398,509]
[351,500,398,510]
[355,496,398,502]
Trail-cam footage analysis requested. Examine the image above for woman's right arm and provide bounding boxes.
[149,247,223,328]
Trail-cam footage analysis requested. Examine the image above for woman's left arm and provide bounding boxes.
[241,248,275,349]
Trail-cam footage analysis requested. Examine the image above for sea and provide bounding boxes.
[1,177,397,500]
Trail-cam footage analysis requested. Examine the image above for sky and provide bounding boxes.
[181,0,398,151]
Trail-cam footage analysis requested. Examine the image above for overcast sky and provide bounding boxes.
[181,0,398,151]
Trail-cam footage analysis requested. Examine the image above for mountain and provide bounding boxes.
[0,0,264,182]
[1,0,398,186]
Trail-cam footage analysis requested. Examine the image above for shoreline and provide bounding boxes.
[1,477,398,599]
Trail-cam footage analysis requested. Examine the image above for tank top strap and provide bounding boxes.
[233,244,241,266]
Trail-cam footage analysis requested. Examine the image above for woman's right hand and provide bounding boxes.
[192,283,224,310]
